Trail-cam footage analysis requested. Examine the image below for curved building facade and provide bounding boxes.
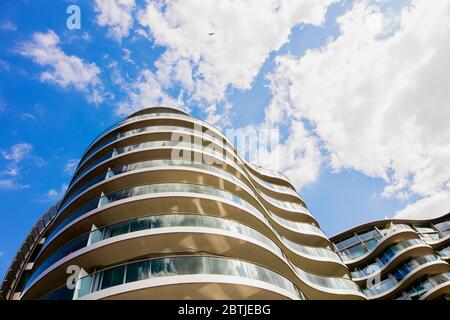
[331,213,450,300]
[0,106,364,300]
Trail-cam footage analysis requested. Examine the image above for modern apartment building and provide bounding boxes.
[331,214,450,300]
[0,106,365,300]
[1,106,448,300]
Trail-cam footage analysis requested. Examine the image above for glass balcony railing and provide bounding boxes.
[45,183,268,247]
[351,239,425,279]
[41,250,363,301]
[66,150,314,237]
[42,255,306,300]
[70,147,303,216]
[72,134,297,208]
[250,172,298,196]
[262,193,311,216]
[283,238,340,261]
[117,114,288,184]
[77,125,239,176]
[337,224,414,261]
[418,231,450,243]
[43,182,326,265]
[72,139,232,186]
[80,111,295,191]
[294,265,361,293]
[58,159,313,247]
[245,160,292,182]
[437,245,450,258]
[269,213,326,238]
[80,113,195,163]
[60,157,256,213]
[362,255,441,297]
[29,210,341,293]
[25,214,285,291]
[79,112,243,174]
[77,113,297,199]
[395,273,450,300]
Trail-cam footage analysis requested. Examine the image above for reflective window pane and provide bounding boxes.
[101,265,125,290]
[345,243,367,259]
[364,238,379,251]
[151,258,175,277]
[126,261,150,283]
[413,225,435,234]
[358,229,380,242]
[335,235,359,251]
[130,218,150,232]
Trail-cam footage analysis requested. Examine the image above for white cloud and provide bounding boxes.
[116,69,186,116]
[0,20,17,31]
[17,30,104,104]
[273,122,323,190]
[64,159,79,176]
[0,167,19,177]
[266,0,450,219]
[0,179,29,190]
[203,102,233,128]
[0,143,40,190]
[95,0,136,41]
[46,184,68,201]
[240,121,323,191]
[137,0,336,110]
[0,59,10,71]
[126,0,334,188]
[396,192,450,220]
[122,48,134,64]
[2,143,32,163]
[20,113,37,122]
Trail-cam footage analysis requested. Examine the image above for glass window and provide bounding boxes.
[393,269,405,282]
[171,256,206,275]
[413,225,436,234]
[400,263,414,275]
[359,263,378,277]
[421,233,440,241]
[365,276,392,295]
[335,235,360,251]
[101,265,125,290]
[378,253,390,265]
[375,258,385,269]
[345,243,367,259]
[107,222,129,238]
[438,245,450,257]
[89,229,103,244]
[376,223,394,236]
[433,273,450,285]
[364,238,379,250]
[130,218,150,232]
[209,257,246,278]
[393,261,415,282]
[358,229,380,242]
[255,265,273,284]
[151,216,164,229]
[151,258,175,277]
[433,220,450,233]
[76,275,93,297]
[125,261,150,283]
[384,247,396,259]
[441,229,450,237]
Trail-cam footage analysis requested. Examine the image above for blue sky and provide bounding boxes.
[1,0,449,280]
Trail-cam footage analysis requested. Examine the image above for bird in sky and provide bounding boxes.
[208,32,215,36]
